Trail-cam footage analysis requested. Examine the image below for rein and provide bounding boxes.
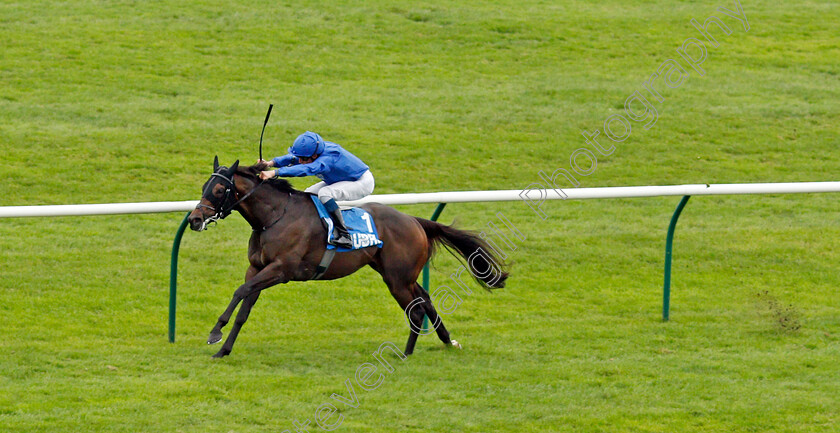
[256,192,291,232]
[229,177,265,211]
[198,170,291,232]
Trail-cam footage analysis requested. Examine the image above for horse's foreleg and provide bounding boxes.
[208,266,260,344]
[212,291,261,358]
[208,263,287,356]
[207,294,241,344]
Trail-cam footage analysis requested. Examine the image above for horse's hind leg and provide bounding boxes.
[375,277,425,356]
[413,283,459,348]
[399,283,459,355]
[403,288,426,356]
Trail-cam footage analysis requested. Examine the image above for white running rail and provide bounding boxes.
[3,182,840,218]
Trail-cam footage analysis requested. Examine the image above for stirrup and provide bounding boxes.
[331,233,353,248]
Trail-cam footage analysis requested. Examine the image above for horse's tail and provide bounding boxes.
[414,217,509,290]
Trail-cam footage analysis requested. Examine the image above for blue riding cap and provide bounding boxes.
[289,131,326,158]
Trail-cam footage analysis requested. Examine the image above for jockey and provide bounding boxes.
[259,131,374,249]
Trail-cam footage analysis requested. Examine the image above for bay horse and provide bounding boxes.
[188,157,509,358]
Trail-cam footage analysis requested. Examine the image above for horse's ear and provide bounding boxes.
[230,160,240,173]
[213,155,220,171]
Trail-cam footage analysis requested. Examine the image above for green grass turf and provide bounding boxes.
[1,0,839,431]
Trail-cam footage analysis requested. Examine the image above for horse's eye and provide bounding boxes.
[212,184,225,198]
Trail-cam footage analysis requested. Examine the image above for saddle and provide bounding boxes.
[308,195,383,279]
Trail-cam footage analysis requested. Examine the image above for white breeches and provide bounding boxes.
[305,170,375,203]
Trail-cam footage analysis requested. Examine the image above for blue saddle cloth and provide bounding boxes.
[310,196,384,251]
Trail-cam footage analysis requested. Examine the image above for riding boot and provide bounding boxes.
[323,199,353,249]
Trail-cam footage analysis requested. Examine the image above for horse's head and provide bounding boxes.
[189,156,240,231]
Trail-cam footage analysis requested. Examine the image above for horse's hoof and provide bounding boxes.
[207,331,223,345]
[211,349,229,358]
[450,340,462,349]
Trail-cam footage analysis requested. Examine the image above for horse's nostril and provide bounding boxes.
[188,215,203,230]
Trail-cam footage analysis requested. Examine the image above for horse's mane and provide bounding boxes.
[236,164,302,195]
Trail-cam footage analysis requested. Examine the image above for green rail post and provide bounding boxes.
[421,203,447,331]
[663,195,691,322]
[169,212,190,342]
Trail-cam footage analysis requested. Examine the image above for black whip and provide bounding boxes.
[259,104,273,162]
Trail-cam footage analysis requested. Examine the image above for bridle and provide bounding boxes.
[195,169,266,231]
